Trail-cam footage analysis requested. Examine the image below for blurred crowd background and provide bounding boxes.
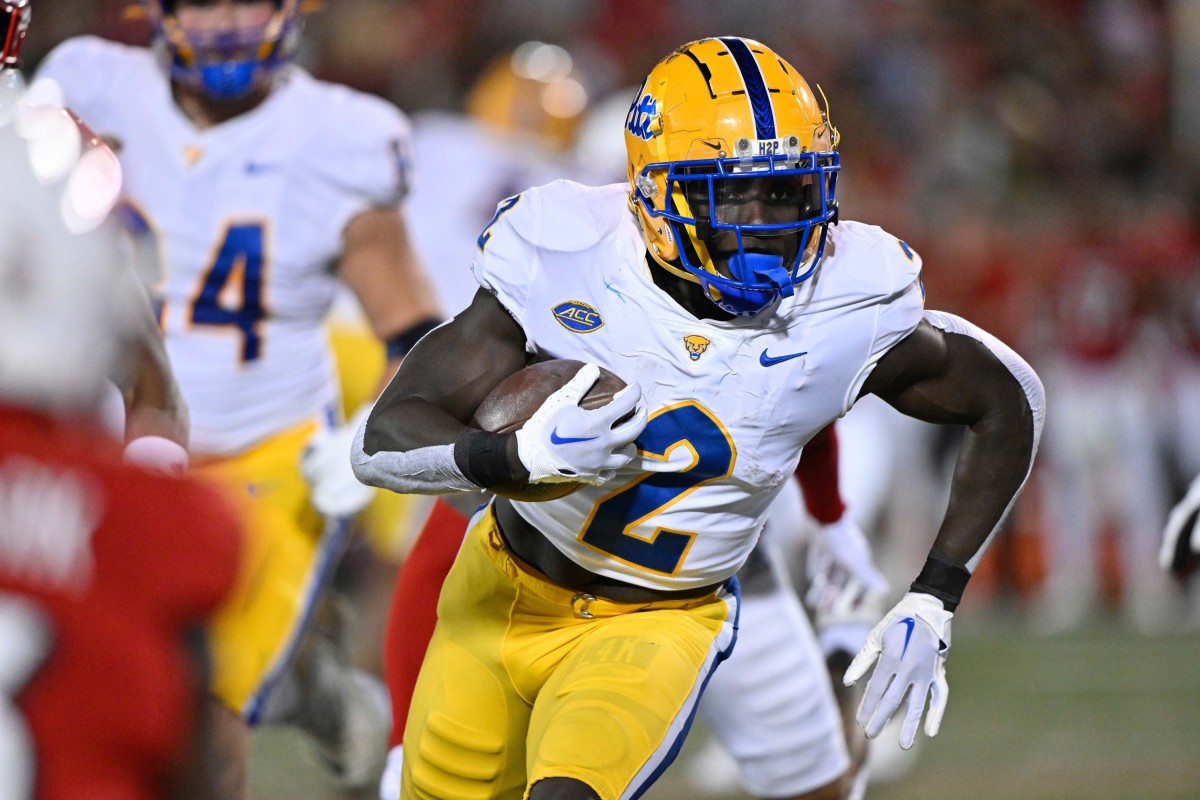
[25,0,1200,634]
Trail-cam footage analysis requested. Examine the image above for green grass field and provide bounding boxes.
[250,618,1200,800]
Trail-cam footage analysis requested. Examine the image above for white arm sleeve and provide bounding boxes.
[923,310,1046,570]
[350,420,478,495]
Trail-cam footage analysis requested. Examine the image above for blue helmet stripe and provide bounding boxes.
[719,37,775,140]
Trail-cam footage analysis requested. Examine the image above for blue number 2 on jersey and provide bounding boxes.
[191,223,267,362]
[579,401,735,575]
[477,195,521,252]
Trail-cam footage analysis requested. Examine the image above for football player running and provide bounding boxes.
[355,37,1044,800]
[36,0,441,794]
[382,49,884,800]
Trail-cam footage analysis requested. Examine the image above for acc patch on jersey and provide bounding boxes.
[553,301,604,333]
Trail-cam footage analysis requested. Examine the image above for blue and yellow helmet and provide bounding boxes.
[140,0,305,101]
[626,37,840,316]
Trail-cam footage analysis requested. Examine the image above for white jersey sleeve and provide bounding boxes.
[32,36,114,111]
[470,180,620,330]
[830,223,926,411]
[301,84,414,238]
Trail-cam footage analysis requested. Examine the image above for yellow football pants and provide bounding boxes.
[195,420,327,717]
[400,504,740,800]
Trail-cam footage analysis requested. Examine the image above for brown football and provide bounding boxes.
[471,359,627,502]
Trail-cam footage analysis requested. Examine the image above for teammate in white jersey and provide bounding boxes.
[354,37,1045,800]
[36,0,442,794]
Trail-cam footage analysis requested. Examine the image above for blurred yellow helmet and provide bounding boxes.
[467,42,588,152]
[626,37,840,316]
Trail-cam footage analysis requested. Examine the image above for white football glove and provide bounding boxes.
[843,591,952,750]
[123,435,189,476]
[804,517,889,656]
[514,363,647,485]
[302,404,376,518]
[805,516,889,608]
[1160,472,1200,576]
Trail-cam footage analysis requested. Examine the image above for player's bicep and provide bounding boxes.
[366,288,527,453]
[859,320,995,426]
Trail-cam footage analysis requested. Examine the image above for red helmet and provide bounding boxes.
[1,0,30,68]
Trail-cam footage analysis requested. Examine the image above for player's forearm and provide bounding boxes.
[354,391,518,496]
[932,396,1035,564]
[122,337,189,447]
[920,377,1041,612]
[363,393,472,455]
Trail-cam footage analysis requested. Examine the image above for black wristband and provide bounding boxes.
[454,428,517,490]
[384,316,444,361]
[910,551,972,612]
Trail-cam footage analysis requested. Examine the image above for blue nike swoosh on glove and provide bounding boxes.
[550,428,597,445]
[898,617,916,657]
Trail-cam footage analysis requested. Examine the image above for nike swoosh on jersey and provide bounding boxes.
[759,349,807,367]
[550,428,597,445]
[899,617,916,657]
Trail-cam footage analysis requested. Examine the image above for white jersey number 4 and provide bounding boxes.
[189,223,268,363]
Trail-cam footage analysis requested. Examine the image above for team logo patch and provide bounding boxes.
[683,334,711,361]
[553,301,604,333]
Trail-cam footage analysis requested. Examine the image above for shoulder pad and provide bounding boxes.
[35,36,146,111]
[296,75,414,205]
[500,180,628,253]
[826,220,923,297]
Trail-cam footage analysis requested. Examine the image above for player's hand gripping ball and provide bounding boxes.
[471,359,642,501]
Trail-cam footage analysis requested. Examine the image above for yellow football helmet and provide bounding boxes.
[467,42,588,152]
[626,37,840,316]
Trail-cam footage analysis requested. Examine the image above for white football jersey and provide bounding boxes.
[472,180,925,591]
[37,37,413,455]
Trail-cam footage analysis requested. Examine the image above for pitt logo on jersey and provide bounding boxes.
[683,334,711,361]
[553,301,604,333]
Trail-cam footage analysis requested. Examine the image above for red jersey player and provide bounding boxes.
[0,410,242,800]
